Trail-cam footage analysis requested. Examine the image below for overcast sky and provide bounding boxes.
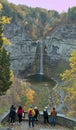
[8,0,76,13]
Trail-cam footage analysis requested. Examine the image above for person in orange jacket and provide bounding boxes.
[50,107,57,126]
[28,105,35,127]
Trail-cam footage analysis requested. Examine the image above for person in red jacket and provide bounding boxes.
[17,105,24,124]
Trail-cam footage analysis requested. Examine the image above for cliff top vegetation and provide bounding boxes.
[0,0,76,40]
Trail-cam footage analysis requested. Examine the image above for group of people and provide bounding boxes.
[43,107,57,126]
[9,104,39,126]
[9,105,24,125]
[28,105,39,127]
[9,104,57,127]
[28,105,57,127]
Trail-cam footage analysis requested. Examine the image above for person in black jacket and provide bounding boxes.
[9,105,16,125]
[43,107,49,124]
[34,106,39,121]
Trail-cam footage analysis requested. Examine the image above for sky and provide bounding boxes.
[8,0,76,13]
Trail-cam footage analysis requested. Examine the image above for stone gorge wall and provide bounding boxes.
[44,24,76,61]
[4,23,76,78]
[6,39,37,77]
[4,21,38,77]
[42,24,76,78]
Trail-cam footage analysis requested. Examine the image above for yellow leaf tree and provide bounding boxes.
[0,3,12,95]
[60,51,76,117]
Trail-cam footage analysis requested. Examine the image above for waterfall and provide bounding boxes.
[39,42,44,75]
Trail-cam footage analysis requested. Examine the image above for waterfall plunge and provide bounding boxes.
[39,42,44,75]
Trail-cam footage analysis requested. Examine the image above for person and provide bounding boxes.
[17,105,24,124]
[9,105,16,125]
[34,106,39,121]
[50,107,57,126]
[28,105,35,127]
[43,107,49,124]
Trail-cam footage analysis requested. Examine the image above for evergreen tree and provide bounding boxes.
[0,23,12,95]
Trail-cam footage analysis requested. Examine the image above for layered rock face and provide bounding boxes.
[4,21,37,77]
[44,24,76,61]
[42,24,76,78]
[4,23,76,78]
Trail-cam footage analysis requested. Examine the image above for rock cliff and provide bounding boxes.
[4,23,76,79]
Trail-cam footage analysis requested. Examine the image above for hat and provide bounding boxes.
[34,106,37,109]
[45,106,48,109]
[30,105,33,108]
[44,109,46,111]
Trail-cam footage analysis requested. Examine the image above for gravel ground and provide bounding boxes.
[6,121,72,130]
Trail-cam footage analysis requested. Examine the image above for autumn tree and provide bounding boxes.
[60,51,76,117]
[0,3,12,95]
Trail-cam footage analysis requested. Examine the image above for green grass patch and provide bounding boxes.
[0,107,8,114]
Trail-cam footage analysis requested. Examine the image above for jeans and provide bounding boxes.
[10,116,15,123]
[29,116,34,127]
[51,117,56,126]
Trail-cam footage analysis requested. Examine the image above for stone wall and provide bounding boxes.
[38,112,76,129]
[56,114,76,129]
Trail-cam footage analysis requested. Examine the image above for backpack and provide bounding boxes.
[28,109,33,116]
